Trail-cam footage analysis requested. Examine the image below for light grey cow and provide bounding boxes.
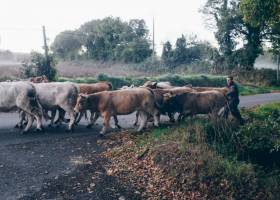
[33,82,79,131]
[0,81,43,133]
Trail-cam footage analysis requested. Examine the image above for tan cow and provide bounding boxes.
[142,81,173,89]
[163,90,227,121]
[134,86,195,125]
[192,87,229,95]
[79,81,112,94]
[74,88,160,135]
[74,81,113,124]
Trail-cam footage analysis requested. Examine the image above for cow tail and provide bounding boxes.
[145,88,162,109]
[29,84,44,117]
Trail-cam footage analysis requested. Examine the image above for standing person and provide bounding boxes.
[222,76,245,125]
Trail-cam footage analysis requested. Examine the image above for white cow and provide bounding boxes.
[0,81,43,133]
[34,82,80,131]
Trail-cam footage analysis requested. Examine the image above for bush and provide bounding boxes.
[205,103,280,167]
[61,73,227,89]
[21,52,57,81]
[235,69,279,86]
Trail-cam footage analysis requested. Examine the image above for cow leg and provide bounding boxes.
[55,108,67,127]
[21,114,34,134]
[75,111,84,125]
[48,110,57,127]
[177,113,183,122]
[137,111,148,132]
[153,112,160,127]
[33,113,43,132]
[113,115,121,129]
[100,112,111,135]
[168,112,175,123]
[66,111,76,132]
[87,112,99,128]
[15,110,26,129]
[133,111,140,126]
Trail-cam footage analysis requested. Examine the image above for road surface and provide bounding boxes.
[0,93,279,199]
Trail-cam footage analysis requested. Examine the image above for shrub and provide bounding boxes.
[21,52,57,81]
[205,103,280,167]
[235,69,279,86]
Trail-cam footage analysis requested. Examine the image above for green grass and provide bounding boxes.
[239,85,280,96]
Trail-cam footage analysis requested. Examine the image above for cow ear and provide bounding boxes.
[152,82,157,87]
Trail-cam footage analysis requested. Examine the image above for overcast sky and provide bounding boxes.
[0,0,216,54]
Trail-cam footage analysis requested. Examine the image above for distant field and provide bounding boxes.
[56,60,159,77]
[0,61,21,80]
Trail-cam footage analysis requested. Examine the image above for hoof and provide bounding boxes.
[116,125,122,129]
[86,124,92,129]
[153,122,160,127]
[169,119,175,123]
[48,124,53,128]
[65,129,73,133]
[20,130,28,135]
[99,133,104,137]
[133,123,137,126]
[36,127,45,133]
[14,124,20,129]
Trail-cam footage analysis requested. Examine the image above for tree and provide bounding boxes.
[202,0,280,70]
[21,52,57,81]
[77,17,152,62]
[51,30,83,60]
[162,41,174,67]
[173,35,188,65]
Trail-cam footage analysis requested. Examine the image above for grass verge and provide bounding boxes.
[102,103,280,199]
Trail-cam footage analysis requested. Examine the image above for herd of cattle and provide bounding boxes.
[0,75,230,135]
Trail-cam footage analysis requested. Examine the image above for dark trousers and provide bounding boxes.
[223,100,244,124]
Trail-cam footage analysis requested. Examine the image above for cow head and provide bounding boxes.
[143,81,157,89]
[74,94,88,113]
[163,92,176,102]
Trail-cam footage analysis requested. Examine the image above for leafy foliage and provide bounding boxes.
[161,35,216,68]
[202,0,280,71]
[51,30,84,60]
[21,52,57,81]
[52,17,152,63]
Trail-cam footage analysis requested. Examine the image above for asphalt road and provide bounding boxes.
[0,92,279,199]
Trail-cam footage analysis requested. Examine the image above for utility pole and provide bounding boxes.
[277,54,280,84]
[42,26,49,63]
[152,17,155,61]
[42,25,50,77]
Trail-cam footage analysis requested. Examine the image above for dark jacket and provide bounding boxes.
[226,82,239,102]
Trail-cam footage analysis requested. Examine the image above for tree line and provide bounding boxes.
[51,17,152,63]
[22,0,280,81]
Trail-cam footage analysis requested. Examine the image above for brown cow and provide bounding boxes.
[75,81,113,124]
[192,87,229,95]
[79,81,112,94]
[134,86,195,125]
[74,88,160,135]
[163,90,227,121]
